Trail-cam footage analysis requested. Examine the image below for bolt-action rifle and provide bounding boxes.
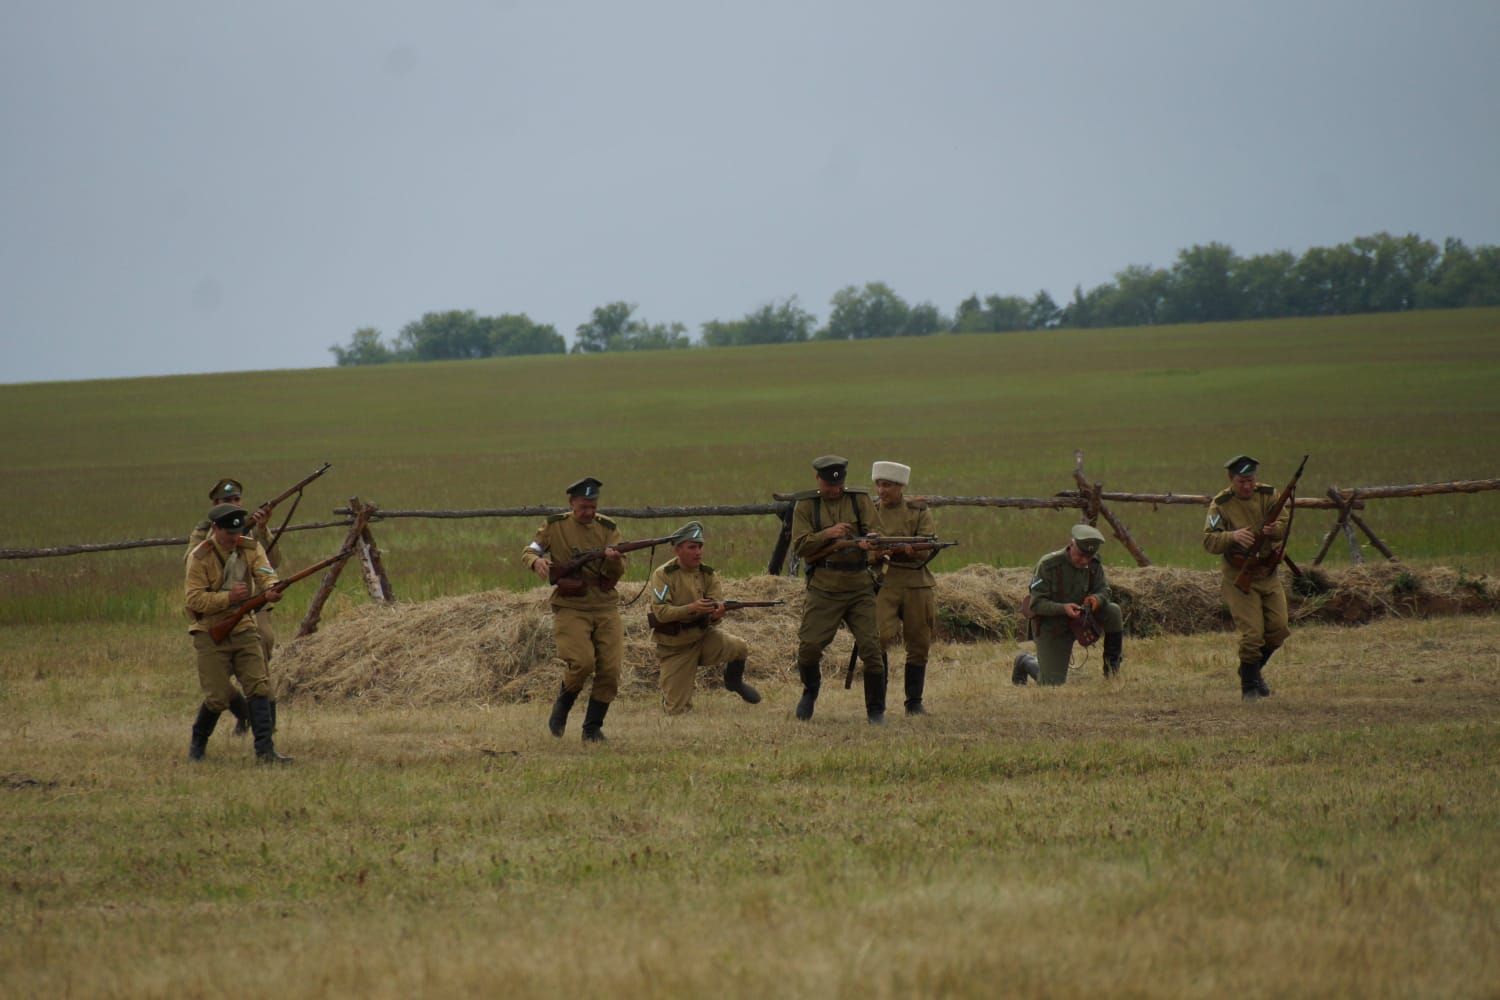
[208,545,355,643]
[647,599,785,635]
[838,537,960,688]
[1230,454,1309,595]
[549,533,682,598]
[258,462,333,556]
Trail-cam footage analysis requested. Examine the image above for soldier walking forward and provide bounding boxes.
[869,460,938,715]
[184,504,291,763]
[790,455,885,723]
[1203,455,1291,701]
[647,521,761,715]
[522,477,626,742]
[188,477,284,733]
[1013,524,1125,685]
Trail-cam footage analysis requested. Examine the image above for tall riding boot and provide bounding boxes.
[1013,652,1039,686]
[249,695,292,764]
[1103,632,1124,678]
[794,663,821,721]
[1238,662,1262,702]
[904,661,927,716]
[723,659,761,704]
[189,704,221,761]
[227,692,250,736]
[863,664,887,725]
[269,698,279,733]
[548,682,580,738]
[581,698,610,742]
[1255,646,1276,697]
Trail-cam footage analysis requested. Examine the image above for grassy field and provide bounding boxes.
[1,617,1497,996]
[2,307,1499,624]
[2,309,1498,996]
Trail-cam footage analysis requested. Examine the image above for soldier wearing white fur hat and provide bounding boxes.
[869,460,938,715]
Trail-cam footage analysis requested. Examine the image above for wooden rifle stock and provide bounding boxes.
[208,547,354,643]
[548,533,682,592]
[1231,455,1309,594]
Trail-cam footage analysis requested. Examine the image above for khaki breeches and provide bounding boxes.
[876,583,935,664]
[1033,602,1124,685]
[656,628,749,715]
[193,629,270,709]
[1222,573,1289,664]
[797,586,883,673]
[554,606,624,703]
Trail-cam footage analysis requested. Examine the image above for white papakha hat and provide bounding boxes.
[871,461,911,485]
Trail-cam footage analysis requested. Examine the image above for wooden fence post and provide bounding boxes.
[296,498,373,638]
[1072,451,1153,567]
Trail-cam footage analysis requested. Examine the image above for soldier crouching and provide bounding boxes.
[1014,524,1124,685]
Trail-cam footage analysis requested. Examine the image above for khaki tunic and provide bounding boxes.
[184,536,279,708]
[189,518,280,665]
[870,497,937,666]
[1203,484,1291,664]
[1025,548,1122,685]
[790,489,883,672]
[647,556,749,715]
[521,512,627,701]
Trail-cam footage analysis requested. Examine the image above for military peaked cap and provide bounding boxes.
[812,455,849,483]
[673,520,705,544]
[566,477,603,499]
[1070,523,1106,555]
[208,504,249,531]
[208,478,243,502]
[1224,455,1259,476]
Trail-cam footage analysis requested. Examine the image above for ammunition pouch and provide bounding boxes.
[554,575,618,599]
[647,611,705,637]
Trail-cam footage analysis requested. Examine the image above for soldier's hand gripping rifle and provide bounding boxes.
[257,462,333,556]
[1231,454,1309,595]
[842,537,961,688]
[208,545,355,643]
[548,533,683,598]
[648,599,785,635]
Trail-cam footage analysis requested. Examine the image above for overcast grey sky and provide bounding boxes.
[2,0,1497,384]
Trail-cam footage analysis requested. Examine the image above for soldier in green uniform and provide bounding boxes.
[790,455,885,723]
[188,477,283,733]
[184,504,291,763]
[869,460,937,715]
[522,477,626,742]
[1012,524,1124,686]
[1203,455,1290,700]
[646,521,761,715]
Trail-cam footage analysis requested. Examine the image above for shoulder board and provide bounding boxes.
[594,513,617,527]
[907,499,928,510]
[236,536,260,551]
[701,563,715,575]
[1039,548,1069,567]
[546,512,569,523]
[1211,488,1235,504]
[789,490,820,501]
[1256,484,1275,495]
[193,519,212,532]
[188,538,216,559]
[663,561,680,574]
[844,487,869,495]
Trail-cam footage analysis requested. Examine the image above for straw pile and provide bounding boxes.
[276,562,1495,706]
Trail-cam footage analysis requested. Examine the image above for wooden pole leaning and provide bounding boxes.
[1072,450,1153,567]
[296,498,374,639]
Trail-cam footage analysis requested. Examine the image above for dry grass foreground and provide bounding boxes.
[278,561,1498,706]
[1,615,1497,997]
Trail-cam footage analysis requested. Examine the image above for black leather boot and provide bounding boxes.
[904,661,927,715]
[1239,662,1261,702]
[863,664,887,725]
[794,663,821,720]
[548,682,580,738]
[189,704,221,761]
[1013,652,1039,685]
[1255,646,1276,697]
[269,698,279,733]
[1103,632,1124,678]
[249,695,293,764]
[723,659,761,704]
[227,692,250,736]
[581,698,610,742]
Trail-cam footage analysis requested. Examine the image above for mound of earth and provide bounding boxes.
[275,562,1494,706]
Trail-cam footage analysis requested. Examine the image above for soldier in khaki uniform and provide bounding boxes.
[869,460,937,715]
[188,477,283,733]
[647,521,762,715]
[1012,524,1125,686]
[184,504,291,763]
[790,455,885,723]
[522,477,626,742]
[1203,455,1291,700]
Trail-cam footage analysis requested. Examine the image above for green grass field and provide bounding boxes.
[2,309,1499,996]
[3,308,1498,624]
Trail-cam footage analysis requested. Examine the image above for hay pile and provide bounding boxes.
[276,562,1495,706]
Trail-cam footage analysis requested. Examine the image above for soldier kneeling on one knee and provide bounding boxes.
[1014,524,1124,686]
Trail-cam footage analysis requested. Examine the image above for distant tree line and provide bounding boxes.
[330,232,1500,364]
